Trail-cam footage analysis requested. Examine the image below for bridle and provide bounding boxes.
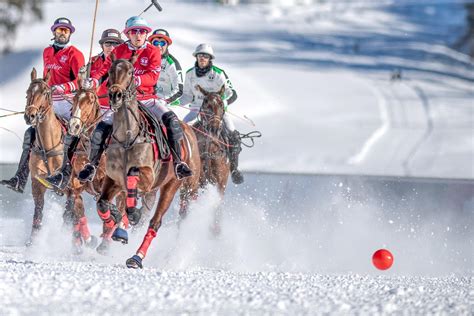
[25,79,52,126]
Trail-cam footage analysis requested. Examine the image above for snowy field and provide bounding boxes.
[0,0,473,314]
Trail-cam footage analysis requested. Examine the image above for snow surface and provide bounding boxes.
[0,0,473,178]
[0,1,473,314]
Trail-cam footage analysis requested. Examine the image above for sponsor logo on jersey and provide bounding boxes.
[46,63,62,71]
[208,74,215,80]
[60,55,68,63]
[140,57,149,66]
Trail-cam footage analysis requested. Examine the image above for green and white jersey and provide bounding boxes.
[179,64,237,110]
[155,53,183,103]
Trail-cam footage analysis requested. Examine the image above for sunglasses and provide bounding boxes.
[196,53,211,59]
[151,39,167,47]
[103,42,120,47]
[55,27,71,34]
[129,29,148,35]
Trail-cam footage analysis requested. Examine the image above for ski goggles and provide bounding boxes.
[196,53,211,59]
[54,27,71,34]
[151,39,168,47]
[103,42,120,47]
[129,28,148,35]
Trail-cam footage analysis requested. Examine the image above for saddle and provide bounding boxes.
[137,104,171,161]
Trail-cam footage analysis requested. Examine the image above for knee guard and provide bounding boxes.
[162,111,183,141]
[22,127,36,151]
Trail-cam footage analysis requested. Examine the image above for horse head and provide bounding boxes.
[24,67,52,126]
[68,90,100,137]
[197,84,226,133]
[108,53,138,112]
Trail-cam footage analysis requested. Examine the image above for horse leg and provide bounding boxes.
[125,167,141,226]
[210,175,227,237]
[26,178,46,246]
[63,190,75,228]
[137,189,157,229]
[126,181,180,269]
[111,191,129,244]
[178,181,200,221]
[96,176,123,254]
[71,192,98,253]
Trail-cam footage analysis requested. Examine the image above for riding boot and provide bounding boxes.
[0,127,35,193]
[78,121,112,182]
[162,111,193,180]
[228,130,244,184]
[44,133,79,190]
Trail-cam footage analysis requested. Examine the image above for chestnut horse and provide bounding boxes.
[66,78,132,252]
[23,68,95,248]
[97,56,201,268]
[190,85,230,233]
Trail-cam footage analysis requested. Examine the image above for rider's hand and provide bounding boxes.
[133,76,141,88]
[52,84,66,95]
[82,78,97,90]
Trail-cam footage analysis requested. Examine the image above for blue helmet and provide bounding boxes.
[123,16,152,34]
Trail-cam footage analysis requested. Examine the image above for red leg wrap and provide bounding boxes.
[137,228,157,258]
[78,216,91,240]
[126,175,139,208]
[98,209,111,221]
[122,213,129,229]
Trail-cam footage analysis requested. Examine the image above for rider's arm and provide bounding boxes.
[221,70,237,106]
[134,46,161,88]
[63,48,85,93]
[178,69,194,106]
[164,55,184,103]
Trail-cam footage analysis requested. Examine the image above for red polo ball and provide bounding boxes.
[372,249,394,270]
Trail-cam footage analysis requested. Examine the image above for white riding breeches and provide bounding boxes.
[100,108,114,125]
[53,99,72,122]
[140,98,170,121]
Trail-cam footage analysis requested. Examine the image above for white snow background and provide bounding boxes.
[0,0,473,314]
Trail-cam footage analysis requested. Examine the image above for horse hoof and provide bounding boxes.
[96,240,110,255]
[85,235,98,249]
[126,255,143,269]
[126,207,142,226]
[72,245,83,255]
[111,228,128,244]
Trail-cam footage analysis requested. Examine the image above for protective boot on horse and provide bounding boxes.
[162,111,193,180]
[227,130,244,184]
[0,127,35,193]
[44,133,79,190]
[78,121,112,182]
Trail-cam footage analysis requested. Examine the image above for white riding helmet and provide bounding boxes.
[192,43,215,59]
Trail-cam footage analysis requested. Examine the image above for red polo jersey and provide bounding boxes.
[43,45,85,101]
[92,41,161,101]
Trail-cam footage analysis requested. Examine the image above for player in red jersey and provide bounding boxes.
[77,16,192,183]
[1,17,84,193]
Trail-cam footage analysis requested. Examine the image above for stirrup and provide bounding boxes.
[45,172,68,190]
[0,176,24,193]
[174,162,193,180]
[78,164,97,182]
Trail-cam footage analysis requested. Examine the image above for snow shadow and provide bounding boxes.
[0,49,42,85]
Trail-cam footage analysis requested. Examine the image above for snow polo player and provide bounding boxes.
[180,44,243,184]
[1,17,85,193]
[77,16,193,183]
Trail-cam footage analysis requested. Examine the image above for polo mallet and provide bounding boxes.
[86,0,100,78]
[138,0,163,16]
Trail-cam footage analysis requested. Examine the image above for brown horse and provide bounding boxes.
[66,79,131,252]
[190,85,231,234]
[24,68,98,251]
[96,56,201,267]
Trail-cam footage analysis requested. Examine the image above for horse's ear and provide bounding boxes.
[31,68,37,81]
[110,53,116,62]
[196,85,208,96]
[44,70,51,84]
[218,85,226,98]
[130,52,138,65]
